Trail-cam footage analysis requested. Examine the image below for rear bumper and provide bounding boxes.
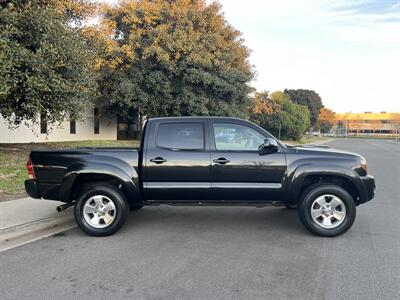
[359,175,375,204]
[25,180,62,201]
[24,180,41,199]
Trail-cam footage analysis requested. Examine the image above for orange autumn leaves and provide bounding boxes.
[90,0,252,77]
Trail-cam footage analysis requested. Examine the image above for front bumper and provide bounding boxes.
[360,175,375,203]
[24,179,41,199]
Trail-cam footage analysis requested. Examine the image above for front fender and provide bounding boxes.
[59,162,141,203]
[285,164,367,205]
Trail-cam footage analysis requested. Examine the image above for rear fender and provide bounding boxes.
[59,162,141,204]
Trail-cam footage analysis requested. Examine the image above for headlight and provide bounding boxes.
[361,162,367,173]
[360,157,367,174]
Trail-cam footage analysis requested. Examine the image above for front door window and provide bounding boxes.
[213,123,265,151]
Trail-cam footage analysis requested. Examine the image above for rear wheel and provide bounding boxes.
[74,184,129,236]
[297,184,356,237]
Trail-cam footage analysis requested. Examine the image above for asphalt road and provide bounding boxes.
[1,139,399,300]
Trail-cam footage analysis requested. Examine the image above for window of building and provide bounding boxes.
[70,119,76,134]
[213,123,265,151]
[94,108,99,134]
[40,112,47,134]
[117,111,141,140]
[156,123,204,150]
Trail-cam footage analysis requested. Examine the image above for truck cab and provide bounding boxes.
[142,117,286,202]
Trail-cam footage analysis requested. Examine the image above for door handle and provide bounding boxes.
[213,158,230,165]
[150,157,167,164]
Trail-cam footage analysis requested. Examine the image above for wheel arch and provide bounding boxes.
[287,164,365,206]
[59,162,142,205]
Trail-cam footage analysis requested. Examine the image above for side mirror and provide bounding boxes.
[259,138,278,155]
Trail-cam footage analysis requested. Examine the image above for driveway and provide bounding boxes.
[0,139,399,300]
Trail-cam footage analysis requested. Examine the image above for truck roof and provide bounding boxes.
[147,116,245,122]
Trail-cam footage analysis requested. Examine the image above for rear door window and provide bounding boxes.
[156,123,205,150]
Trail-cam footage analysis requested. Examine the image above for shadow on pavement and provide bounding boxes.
[118,206,307,237]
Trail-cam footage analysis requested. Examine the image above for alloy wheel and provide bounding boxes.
[83,195,116,228]
[310,194,346,229]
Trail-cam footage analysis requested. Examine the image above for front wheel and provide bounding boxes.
[297,185,356,237]
[74,184,129,236]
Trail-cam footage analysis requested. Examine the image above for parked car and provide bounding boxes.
[25,117,375,237]
[311,131,321,137]
[323,133,335,137]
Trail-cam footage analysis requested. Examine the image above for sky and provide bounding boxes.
[102,0,400,113]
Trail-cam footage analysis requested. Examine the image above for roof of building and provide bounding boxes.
[336,112,400,121]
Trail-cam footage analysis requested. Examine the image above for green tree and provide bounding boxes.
[251,91,310,140]
[317,107,336,133]
[0,1,97,126]
[96,0,254,119]
[284,89,322,128]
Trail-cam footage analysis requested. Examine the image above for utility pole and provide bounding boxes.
[278,124,281,140]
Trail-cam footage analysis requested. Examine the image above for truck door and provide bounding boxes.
[209,120,287,201]
[143,119,211,201]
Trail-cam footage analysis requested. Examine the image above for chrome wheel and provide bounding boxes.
[310,194,346,229]
[83,195,116,229]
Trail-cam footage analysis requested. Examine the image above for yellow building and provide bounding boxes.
[335,112,400,135]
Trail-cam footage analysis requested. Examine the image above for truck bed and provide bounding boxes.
[29,148,140,200]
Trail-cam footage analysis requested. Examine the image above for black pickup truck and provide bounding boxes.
[25,117,375,237]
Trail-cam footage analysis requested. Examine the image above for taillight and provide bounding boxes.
[26,158,36,179]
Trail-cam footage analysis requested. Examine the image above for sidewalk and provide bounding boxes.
[0,198,76,252]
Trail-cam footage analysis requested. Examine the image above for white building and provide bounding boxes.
[0,108,118,143]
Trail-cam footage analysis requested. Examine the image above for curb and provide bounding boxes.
[305,138,334,145]
[0,209,76,252]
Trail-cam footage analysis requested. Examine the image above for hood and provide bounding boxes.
[286,144,362,158]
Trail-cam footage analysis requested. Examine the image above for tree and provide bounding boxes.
[251,91,310,140]
[0,1,97,126]
[317,107,336,133]
[284,89,323,128]
[390,113,400,135]
[253,91,281,115]
[96,0,254,120]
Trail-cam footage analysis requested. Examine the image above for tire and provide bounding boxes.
[297,184,356,237]
[74,183,129,236]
